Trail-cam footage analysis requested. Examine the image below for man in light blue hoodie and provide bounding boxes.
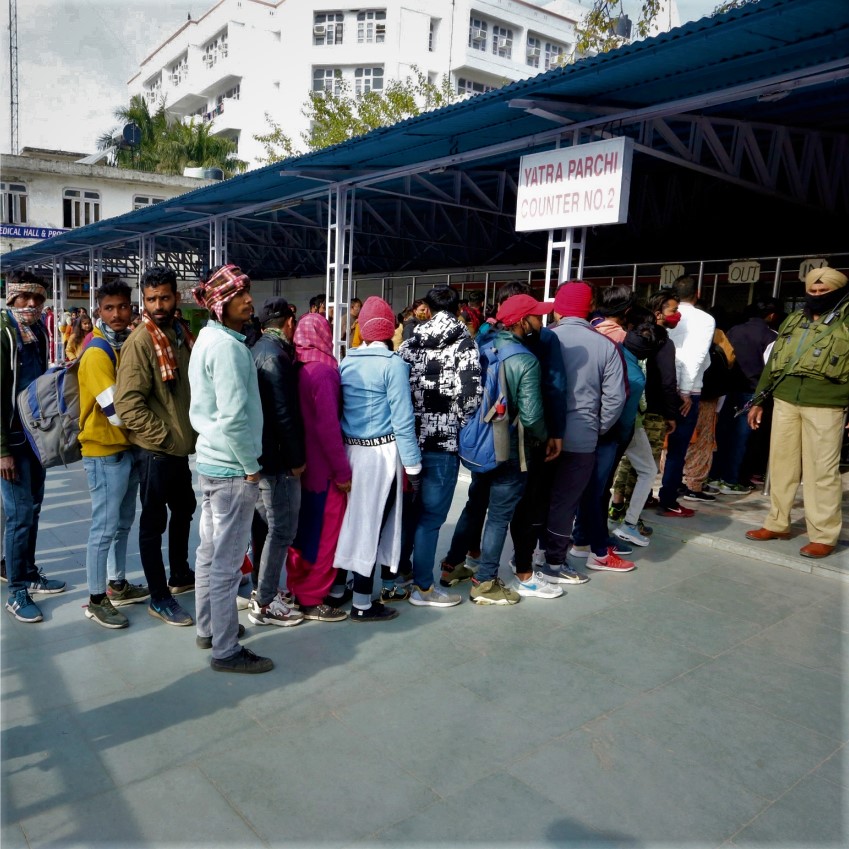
[189,265,272,674]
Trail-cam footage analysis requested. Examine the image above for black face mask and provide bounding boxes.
[804,287,847,318]
[623,330,655,360]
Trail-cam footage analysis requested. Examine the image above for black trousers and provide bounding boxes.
[135,448,196,602]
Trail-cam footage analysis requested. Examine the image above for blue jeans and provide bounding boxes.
[195,475,259,660]
[411,452,460,590]
[83,451,140,594]
[449,459,527,584]
[1,442,46,594]
[254,472,301,606]
[713,392,754,485]
[659,396,701,507]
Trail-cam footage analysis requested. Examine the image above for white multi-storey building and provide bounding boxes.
[128,0,592,168]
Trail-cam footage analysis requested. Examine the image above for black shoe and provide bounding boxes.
[681,488,716,502]
[349,602,399,623]
[168,570,196,595]
[0,557,6,582]
[196,624,246,650]
[324,587,353,609]
[210,646,273,674]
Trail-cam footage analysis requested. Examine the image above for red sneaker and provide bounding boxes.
[657,502,695,518]
[587,547,635,572]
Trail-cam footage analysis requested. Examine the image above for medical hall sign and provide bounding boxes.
[515,138,634,232]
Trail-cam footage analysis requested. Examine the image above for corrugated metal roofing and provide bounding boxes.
[3,0,848,273]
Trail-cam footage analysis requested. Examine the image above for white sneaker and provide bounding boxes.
[569,545,591,558]
[408,584,462,607]
[512,571,564,599]
[532,548,547,568]
[612,522,650,547]
[236,593,251,610]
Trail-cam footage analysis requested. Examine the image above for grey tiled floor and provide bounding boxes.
[1,464,846,849]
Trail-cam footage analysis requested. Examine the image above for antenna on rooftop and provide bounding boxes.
[9,0,19,154]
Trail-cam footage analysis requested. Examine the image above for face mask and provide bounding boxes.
[663,311,682,329]
[10,305,42,326]
[804,288,846,318]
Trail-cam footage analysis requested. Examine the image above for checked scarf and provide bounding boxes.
[142,314,194,383]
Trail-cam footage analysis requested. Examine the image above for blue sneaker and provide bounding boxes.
[26,570,66,595]
[6,589,43,623]
[612,522,650,547]
[148,597,193,627]
[606,536,633,555]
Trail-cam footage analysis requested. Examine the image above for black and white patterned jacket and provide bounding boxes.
[398,311,482,453]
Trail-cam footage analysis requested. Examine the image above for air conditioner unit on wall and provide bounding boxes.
[499,38,512,52]
[527,46,540,58]
[471,28,485,41]
[314,24,326,36]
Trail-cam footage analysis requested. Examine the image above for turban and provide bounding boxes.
[193,264,250,320]
[805,267,848,292]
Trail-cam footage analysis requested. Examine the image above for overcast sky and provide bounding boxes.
[0,0,721,156]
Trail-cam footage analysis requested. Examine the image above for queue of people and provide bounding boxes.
[2,266,847,676]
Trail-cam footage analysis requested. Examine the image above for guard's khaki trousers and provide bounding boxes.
[764,398,846,544]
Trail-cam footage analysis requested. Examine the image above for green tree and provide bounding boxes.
[98,94,247,178]
[253,67,457,163]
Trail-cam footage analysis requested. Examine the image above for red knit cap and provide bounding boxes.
[358,296,396,342]
[554,282,593,318]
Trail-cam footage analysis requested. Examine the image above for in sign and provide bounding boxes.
[659,264,684,286]
[799,257,827,282]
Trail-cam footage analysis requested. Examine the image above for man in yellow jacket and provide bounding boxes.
[79,281,150,628]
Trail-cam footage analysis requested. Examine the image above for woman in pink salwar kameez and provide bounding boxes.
[285,314,353,621]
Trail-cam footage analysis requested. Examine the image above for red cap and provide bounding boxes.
[553,282,593,318]
[496,294,554,327]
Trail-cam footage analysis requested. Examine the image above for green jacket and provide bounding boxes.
[494,329,547,457]
[1,310,48,457]
[756,302,849,408]
[113,321,196,456]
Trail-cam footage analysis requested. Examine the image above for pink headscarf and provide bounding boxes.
[294,313,337,368]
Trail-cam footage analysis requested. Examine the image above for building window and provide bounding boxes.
[526,36,541,68]
[133,195,166,210]
[313,67,343,95]
[492,26,513,58]
[457,77,494,95]
[169,53,188,86]
[144,77,162,104]
[203,30,229,69]
[357,10,386,44]
[429,19,437,51]
[314,12,344,45]
[354,66,384,94]
[63,189,101,228]
[469,18,487,51]
[1,182,27,224]
[217,84,241,106]
[544,42,564,70]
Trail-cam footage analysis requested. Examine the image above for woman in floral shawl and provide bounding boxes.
[285,314,352,621]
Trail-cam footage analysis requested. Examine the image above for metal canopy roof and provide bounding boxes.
[4,0,848,279]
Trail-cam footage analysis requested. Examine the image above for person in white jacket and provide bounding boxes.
[657,275,715,517]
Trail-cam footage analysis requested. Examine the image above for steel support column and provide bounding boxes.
[210,217,228,270]
[52,258,64,363]
[326,186,355,360]
[89,248,103,314]
[139,235,155,307]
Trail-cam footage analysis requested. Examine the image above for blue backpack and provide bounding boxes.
[458,336,529,473]
[17,337,116,469]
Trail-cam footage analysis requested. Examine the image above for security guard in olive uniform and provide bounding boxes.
[746,266,849,558]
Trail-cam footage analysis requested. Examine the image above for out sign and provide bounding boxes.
[728,260,760,284]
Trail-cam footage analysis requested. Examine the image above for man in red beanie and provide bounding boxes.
[541,282,630,579]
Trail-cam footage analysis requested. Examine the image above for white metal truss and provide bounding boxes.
[326,186,355,360]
